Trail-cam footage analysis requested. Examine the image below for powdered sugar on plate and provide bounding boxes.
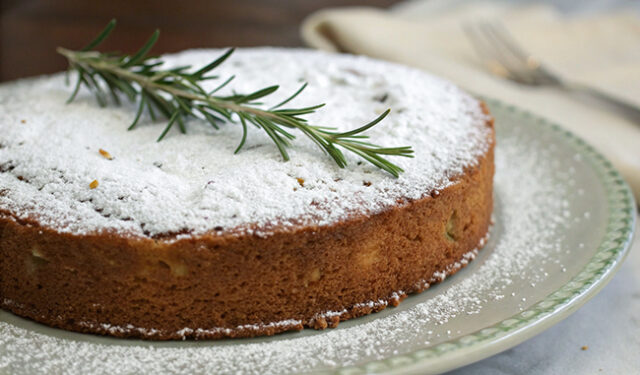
[0,113,586,375]
[0,48,491,238]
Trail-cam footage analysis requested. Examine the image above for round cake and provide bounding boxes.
[0,48,494,340]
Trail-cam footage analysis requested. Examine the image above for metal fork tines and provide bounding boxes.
[463,21,640,123]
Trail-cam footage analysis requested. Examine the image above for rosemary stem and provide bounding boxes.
[56,21,414,177]
[58,47,285,122]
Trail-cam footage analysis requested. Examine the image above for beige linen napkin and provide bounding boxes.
[302,1,640,201]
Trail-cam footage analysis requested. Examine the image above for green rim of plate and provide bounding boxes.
[331,98,637,375]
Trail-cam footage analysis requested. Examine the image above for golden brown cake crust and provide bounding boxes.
[0,111,494,341]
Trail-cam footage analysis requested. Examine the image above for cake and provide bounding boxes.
[0,48,494,340]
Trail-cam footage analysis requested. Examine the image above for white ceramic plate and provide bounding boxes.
[0,99,636,375]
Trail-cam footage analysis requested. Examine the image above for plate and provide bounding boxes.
[0,99,636,375]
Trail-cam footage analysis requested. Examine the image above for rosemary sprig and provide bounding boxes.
[57,19,414,176]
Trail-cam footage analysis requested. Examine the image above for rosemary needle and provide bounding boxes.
[57,19,414,177]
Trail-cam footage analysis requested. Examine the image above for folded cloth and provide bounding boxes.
[302,1,640,201]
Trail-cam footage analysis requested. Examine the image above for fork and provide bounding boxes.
[463,21,640,123]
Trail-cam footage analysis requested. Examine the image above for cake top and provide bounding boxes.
[0,48,492,239]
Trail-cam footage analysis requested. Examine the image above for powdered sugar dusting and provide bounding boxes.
[0,122,584,375]
[0,48,491,238]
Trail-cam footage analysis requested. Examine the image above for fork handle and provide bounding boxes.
[563,82,640,123]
